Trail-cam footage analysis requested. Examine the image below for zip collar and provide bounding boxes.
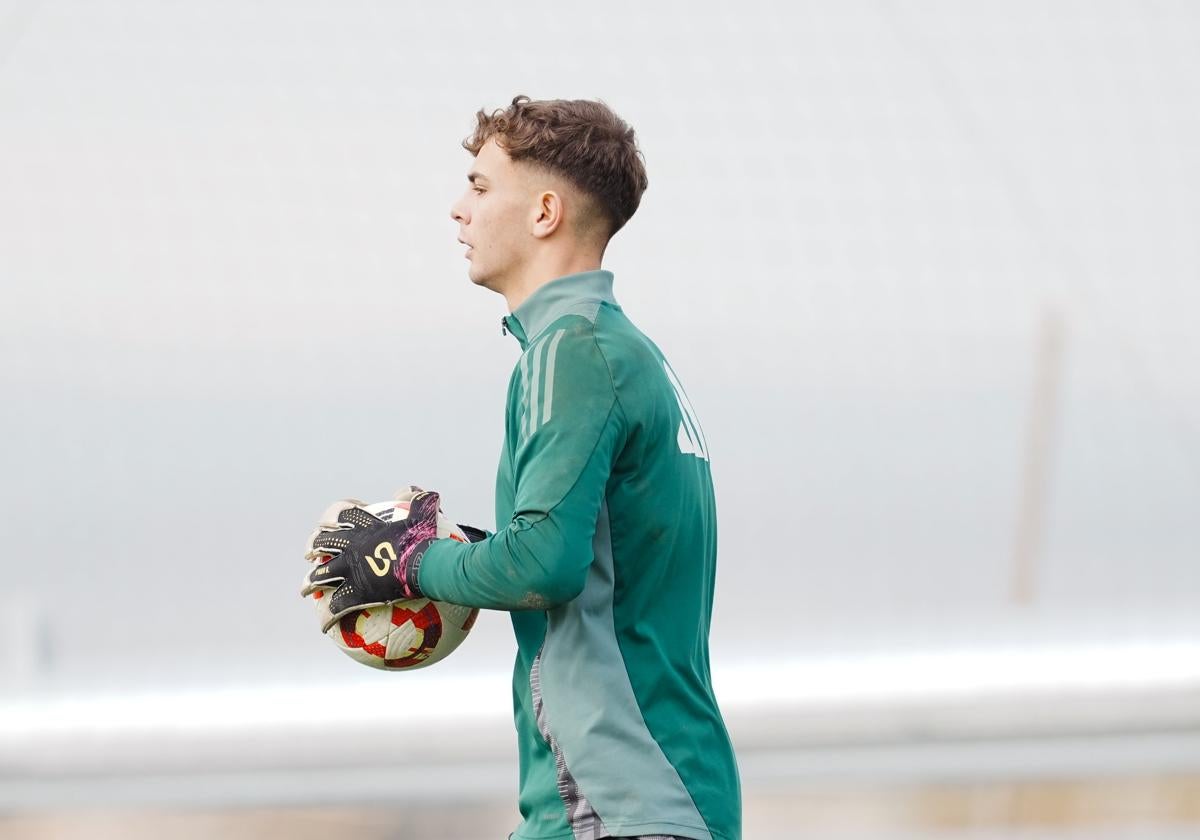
[500,269,617,350]
[500,313,526,343]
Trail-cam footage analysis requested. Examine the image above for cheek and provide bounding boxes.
[497,203,530,242]
[476,199,526,251]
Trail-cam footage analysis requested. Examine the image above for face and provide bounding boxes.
[449,139,538,293]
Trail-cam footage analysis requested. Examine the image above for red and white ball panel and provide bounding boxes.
[327,598,479,670]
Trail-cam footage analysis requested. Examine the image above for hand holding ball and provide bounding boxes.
[301,488,481,671]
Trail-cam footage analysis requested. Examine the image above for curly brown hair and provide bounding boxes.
[463,95,649,240]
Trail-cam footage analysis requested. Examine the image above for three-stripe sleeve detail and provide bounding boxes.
[519,329,567,442]
[664,361,709,461]
[541,328,567,426]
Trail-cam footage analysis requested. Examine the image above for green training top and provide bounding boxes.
[419,269,740,840]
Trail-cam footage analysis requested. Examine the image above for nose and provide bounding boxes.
[450,197,468,224]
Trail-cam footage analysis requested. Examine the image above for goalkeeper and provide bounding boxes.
[305,96,740,840]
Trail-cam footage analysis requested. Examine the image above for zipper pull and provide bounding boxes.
[501,317,508,336]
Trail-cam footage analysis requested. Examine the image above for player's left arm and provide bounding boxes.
[416,325,624,611]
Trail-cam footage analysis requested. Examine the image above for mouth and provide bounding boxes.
[458,238,473,258]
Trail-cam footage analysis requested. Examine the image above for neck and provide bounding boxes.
[501,248,604,311]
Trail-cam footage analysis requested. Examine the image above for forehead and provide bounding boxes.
[468,138,516,183]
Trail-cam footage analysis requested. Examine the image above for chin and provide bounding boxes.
[468,265,498,291]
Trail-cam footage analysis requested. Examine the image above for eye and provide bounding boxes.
[472,186,485,195]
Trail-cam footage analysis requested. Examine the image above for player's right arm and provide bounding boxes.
[415,324,624,611]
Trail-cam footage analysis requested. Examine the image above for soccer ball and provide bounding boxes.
[307,498,479,671]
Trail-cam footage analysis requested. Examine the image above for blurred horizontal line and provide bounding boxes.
[4,640,1199,739]
[2,640,1198,806]
[714,640,1200,707]
[742,729,1200,787]
[4,731,1200,813]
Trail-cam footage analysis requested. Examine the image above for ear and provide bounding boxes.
[531,190,564,240]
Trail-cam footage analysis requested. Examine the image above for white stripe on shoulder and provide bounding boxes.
[528,338,544,438]
[540,329,567,426]
[519,348,533,440]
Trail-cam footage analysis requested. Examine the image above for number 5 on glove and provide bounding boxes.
[301,490,441,631]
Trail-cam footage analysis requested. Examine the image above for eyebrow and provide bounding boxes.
[467,172,489,184]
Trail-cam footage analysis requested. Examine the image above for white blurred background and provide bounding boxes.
[1,1,1198,838]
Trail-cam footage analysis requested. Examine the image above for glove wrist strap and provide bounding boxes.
[398,538,433,599]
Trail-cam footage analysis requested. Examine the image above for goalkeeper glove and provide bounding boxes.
[300,490,440,629]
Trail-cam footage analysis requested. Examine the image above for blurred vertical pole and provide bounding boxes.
[1011,308,1066,605]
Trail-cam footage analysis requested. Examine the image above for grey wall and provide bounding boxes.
[1,0,1198,696]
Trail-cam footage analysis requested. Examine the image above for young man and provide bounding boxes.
[304,96,740,840]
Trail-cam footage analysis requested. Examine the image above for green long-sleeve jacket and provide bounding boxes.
[419,269,740,840]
